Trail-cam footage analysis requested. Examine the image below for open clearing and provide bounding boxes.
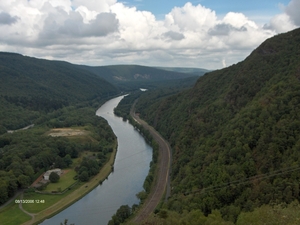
[47,128,88,137]
[0,194,31,225]
[44,170,77,193]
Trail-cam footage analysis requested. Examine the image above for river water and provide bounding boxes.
[41,95,153,225]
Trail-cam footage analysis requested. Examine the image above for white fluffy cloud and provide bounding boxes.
[267,13,296,33]
[0,0,298,69]
[285,0,300,26]
[264,0,298,33]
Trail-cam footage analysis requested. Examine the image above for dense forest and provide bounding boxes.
[133,28,300,223]
[0,52,119,131]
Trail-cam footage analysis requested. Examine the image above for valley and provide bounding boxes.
[1,27,300,225]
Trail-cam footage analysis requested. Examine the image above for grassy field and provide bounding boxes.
[22,183,81,214]
[0,195,31,225]
[44,170,77,192]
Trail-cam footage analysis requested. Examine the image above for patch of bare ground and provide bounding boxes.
[47,128,88,137]
[30,173,46,188]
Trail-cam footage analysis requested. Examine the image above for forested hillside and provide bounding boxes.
[0,53,118,100]
[0,52,119,130]
[155,66,210,76]
[79,64,198,91]
[135,28,300,223]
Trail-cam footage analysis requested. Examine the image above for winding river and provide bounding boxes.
[41,95,153,225]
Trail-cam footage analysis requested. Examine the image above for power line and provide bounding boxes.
[182,165,300,196]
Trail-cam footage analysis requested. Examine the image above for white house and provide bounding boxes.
[43,168,62,180]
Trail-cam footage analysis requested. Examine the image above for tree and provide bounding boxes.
[49,172,60,183]
[78,171,89,182]
[0,180,8,204]
[18,175,31,188]
[108,205,132,225]
[64,154,73,167]
[60,219,75,225]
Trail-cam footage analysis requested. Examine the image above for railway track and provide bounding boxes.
[130,101,171,224]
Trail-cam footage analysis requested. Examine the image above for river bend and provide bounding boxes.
[41,95,152,225]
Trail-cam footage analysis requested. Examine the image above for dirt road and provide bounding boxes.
[131,101,171,224]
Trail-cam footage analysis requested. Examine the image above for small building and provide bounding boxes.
[43,168,62,180]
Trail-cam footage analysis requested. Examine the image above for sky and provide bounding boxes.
[0,0,299,69]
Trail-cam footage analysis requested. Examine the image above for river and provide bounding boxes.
[41,95,153,225]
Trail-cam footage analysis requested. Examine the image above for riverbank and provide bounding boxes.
[27,94,152,225]
[129,100,171,224]
[20,142,117,225]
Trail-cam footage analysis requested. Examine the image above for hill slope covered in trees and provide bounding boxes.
[0,52,119,131]
[135,28,300,223]
[0,52,118,101]
[79,64,199,91]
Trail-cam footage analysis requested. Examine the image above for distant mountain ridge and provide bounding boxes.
[155,66,210,76]
[80,64,196,81]
[78,64,199,90]
[135,28,300,222]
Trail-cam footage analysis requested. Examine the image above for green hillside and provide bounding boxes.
[135,28,300,223]
[0,52,119,130]
[79,64,197,90]
[0,52,118,101]
[155,66,210,76]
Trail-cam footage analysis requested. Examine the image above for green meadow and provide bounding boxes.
[0,195,31,225]
[44,170,78,193]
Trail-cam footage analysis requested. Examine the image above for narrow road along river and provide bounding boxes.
[41,95,152,225]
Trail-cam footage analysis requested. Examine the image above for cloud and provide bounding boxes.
[266,13,296,33]
[38,4,119,45]
[0,12,19,25]
[162,31,185,41]
[209,24,247,36]
[263,0,298,33]
[72,0,117,12]
[0,0,298,69]
[58,12,119,37]
[165,3,217,32]
[285,0,300,26]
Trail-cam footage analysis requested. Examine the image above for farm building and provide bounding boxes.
[43,168,62,180]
